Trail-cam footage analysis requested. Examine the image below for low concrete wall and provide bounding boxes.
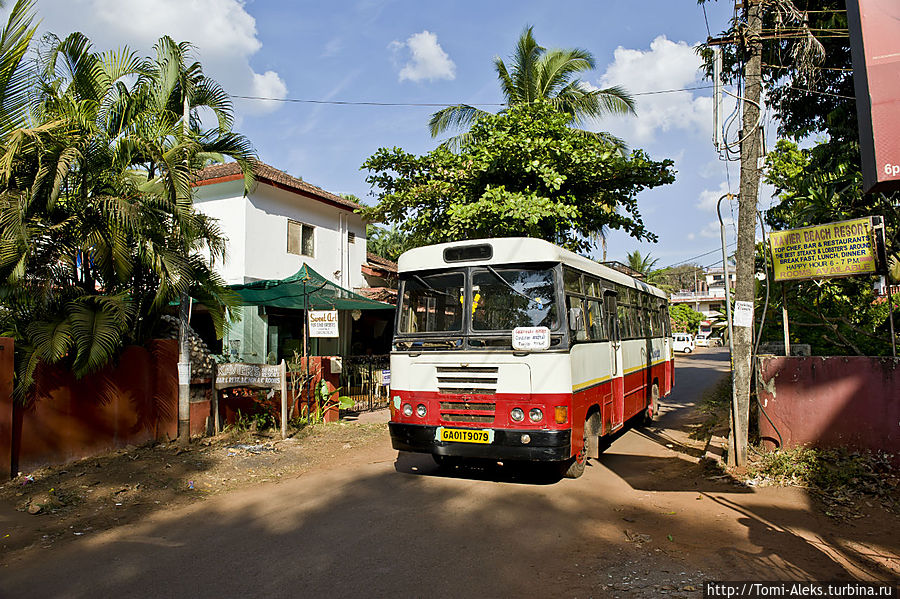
[1,339,178,478]
[757,356,900,453]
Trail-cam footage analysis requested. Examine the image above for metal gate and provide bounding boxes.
[340,355,390,413]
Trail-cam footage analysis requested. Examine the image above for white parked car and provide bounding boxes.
[696,333,711,347]
[672,333,695,353]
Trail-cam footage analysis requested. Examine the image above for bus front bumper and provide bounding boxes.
[389,422,572,462]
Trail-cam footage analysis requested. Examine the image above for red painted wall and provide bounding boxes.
[757,356,900,453]
[0,338,14,478]
[3,340,178,477]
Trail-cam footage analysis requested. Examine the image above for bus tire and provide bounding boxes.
[564,414,597,479]
[643,382,660,425]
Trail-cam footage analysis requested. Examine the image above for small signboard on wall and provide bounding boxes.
[308,310,339,338]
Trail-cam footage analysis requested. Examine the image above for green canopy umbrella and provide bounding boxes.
[229,264,394,311]
[228,265,394,417]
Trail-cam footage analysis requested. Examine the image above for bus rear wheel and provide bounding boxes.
[642,383,660,425]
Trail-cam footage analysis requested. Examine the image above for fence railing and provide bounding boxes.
[339,355,390,413]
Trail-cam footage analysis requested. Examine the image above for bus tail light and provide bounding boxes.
[402,403,413,417]
[416,404,427,417]
[528,408,543,422]
[555,406,568,424]
[510,408,525,422]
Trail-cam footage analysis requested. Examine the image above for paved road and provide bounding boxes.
[2,348,895,598]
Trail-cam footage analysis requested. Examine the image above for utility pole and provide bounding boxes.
[729,0,764,468]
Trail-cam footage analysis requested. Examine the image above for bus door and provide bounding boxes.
[604,290,625,432]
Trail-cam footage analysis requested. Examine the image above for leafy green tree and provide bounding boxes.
[669,304,704,334]
[361,101,674,254]
[429,26,634,149]
[0,31,255,397]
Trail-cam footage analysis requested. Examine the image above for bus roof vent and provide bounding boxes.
[443,244,492,263]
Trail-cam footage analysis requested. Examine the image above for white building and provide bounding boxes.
[193,161,367,287]
[668,266,736,322]
[191,161,391,362]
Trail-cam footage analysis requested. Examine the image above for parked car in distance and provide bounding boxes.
[696,333,711,347]
[673,332,695,353]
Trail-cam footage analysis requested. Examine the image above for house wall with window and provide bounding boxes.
[192,173,366,288]
[191,162,374,363]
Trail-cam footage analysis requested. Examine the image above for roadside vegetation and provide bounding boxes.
[0,1,256,399]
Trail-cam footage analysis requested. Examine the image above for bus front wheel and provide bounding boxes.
[564,414,598,479]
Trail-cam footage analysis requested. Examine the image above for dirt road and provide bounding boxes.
[1,347,897,598]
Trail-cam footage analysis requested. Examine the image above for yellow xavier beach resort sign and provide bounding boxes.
[769,217,878,282]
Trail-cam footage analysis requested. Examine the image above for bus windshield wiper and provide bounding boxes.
[485,266,542,305]
[412,274,453,297]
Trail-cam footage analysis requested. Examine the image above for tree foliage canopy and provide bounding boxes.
[429,26,635,150]
[361,102,674,254]
[0,22,255,397]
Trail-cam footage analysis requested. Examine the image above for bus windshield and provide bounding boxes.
[471,267,558,331]
[398,271,464,333]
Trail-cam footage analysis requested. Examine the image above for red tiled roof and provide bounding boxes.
[366,252,398,273]
[194,161,361,212]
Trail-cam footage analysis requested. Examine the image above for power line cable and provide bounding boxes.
[229,85,717,108]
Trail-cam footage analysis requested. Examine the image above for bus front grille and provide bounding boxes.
[436,366,498,395]
[439,399,496,424]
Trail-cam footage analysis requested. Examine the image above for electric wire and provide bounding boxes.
[753,210,784,449]
[229,85,718,108]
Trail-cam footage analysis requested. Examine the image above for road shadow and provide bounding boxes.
[597,452,750,493]
[394,450,567,485]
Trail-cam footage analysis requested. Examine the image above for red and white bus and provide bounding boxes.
[388,238,674,477]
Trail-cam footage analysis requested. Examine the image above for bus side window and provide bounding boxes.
[567,295,588,341]
[617,303,629,339]
[586,299,605,340]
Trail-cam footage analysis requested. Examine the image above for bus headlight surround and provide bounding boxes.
[402,403,413,417]
[529,408,543,422]
[510,407,525,422]
[416,404,427,418]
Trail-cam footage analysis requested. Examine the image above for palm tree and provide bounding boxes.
[429,26,635,150]
[0,32,256,397]
[626,250,660,277]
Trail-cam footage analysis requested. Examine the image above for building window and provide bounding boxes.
[348,231,355,244]
[287,220,314,257]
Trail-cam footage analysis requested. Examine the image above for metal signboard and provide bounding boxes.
[847,0,900,193]
[308,310,339,338]
[769,218,878,282]
[215,363,282,390]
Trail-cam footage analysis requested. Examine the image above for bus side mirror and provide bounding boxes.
[568,307,584,331]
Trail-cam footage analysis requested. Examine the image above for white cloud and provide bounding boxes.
[595,35,710,145]
[696,181,735,212]
[35,0,288,115]
[391,30,456,83]
[699,217,734,239]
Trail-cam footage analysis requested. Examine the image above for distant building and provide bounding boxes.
[191,161,393,362]
[668,266,735,321]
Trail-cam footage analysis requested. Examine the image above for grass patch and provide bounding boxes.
[749,446,898,506]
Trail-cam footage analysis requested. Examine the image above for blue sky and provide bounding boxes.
[31,0,754,270]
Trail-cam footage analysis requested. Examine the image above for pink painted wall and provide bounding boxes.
[757,356,900,453]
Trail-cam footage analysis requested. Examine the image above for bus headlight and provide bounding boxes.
[416,404,427,417]
[510,407,525,422]
[402,403,413,417]
[529,408,543,422]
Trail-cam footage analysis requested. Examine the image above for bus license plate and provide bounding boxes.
[438,427,493,444]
